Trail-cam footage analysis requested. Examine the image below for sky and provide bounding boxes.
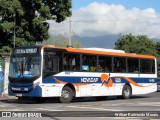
[48,0,160,38]
[72,0,160,12]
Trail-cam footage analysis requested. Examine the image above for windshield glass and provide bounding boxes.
[9,54,41,78]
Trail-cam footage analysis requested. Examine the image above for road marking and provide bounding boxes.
[0,105,5,107]
[67,105,124,111]
[137,102,160,106]
[36,108,63,111]
[0,104,16,108]
[0,109,25,111]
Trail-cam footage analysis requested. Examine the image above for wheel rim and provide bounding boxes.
[124,88,130,96]
[62,90,70,99]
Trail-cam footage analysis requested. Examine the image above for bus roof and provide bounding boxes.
[42,45,156,59]
[81,48,125,53]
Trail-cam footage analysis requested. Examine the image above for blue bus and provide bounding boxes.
[8,46,157,103]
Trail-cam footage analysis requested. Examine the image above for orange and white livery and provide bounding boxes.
[8,46,157,103]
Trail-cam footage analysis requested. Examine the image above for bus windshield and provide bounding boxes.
[9,54,41,78]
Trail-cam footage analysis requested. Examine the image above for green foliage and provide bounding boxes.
[156,42,160,54]
[156,42,160,62]
[0,0,72,53]
[115,34,159,61]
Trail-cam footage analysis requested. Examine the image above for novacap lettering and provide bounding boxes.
[81,78,98,83]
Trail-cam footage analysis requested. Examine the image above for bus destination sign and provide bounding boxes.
[15,48,38,54]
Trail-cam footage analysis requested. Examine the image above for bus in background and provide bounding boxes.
[8,46,157,103]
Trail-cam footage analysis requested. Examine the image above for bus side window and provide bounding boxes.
[114,57,126,72]
[96,64,103,72]
[140,59,155,74]
[63,56,68,70]
[127,58,139,73]
[82,55,97,72]
[82,55,89,71]
[63,53,80,71]
[98,56,112,72]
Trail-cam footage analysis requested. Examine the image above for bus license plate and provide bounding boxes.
[16,94,22,97]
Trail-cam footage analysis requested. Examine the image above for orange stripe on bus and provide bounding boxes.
[116,76,155,87]
[54,77,89,86]
[54,76,154,88]
[66,48,155,59]
[41,46,155,59]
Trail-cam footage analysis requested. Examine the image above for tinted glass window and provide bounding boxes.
[113,57,126,72]
[44,53,59,72]
[98,56,112,72]
[82,55,97,71]
[140,59,155,73]
[127,58,139,73]
[63,53,80,71]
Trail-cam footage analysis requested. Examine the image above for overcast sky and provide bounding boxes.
[48,0,160,38]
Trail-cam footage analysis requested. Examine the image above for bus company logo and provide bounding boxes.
[100,74,113,87]
[81,77,98,83]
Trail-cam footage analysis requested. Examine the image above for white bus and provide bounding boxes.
[8,46,157,103]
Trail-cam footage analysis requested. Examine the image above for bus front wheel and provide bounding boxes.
[122,84,132,99]
[59,86,74,103]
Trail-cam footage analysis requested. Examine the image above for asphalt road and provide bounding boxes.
[0,92,160,120]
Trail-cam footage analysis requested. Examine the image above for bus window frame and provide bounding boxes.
[58,49,156,74]
[127,58,140,73]
[113,56,127,73]
[62,52,81,71]
[140,58,155,74]
[43,49,60,79]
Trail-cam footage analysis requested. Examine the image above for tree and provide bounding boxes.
[0,0,72,53]
[115,34,158,57]
[156,42,160,55]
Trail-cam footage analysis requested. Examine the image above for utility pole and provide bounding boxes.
[67,18,72,48]
[13,15,16,48]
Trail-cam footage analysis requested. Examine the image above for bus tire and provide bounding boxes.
[59,86,74,103]
[122,84,132,99]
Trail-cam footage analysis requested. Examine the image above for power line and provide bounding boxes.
[70,17,160,22]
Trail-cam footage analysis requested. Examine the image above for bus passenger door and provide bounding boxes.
[43,52,59,79]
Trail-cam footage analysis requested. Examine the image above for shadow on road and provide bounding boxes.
[0,94,152,104]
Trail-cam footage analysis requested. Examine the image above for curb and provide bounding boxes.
[0,93,17,100]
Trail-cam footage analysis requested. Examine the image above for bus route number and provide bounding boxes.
[115,78,121,83]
